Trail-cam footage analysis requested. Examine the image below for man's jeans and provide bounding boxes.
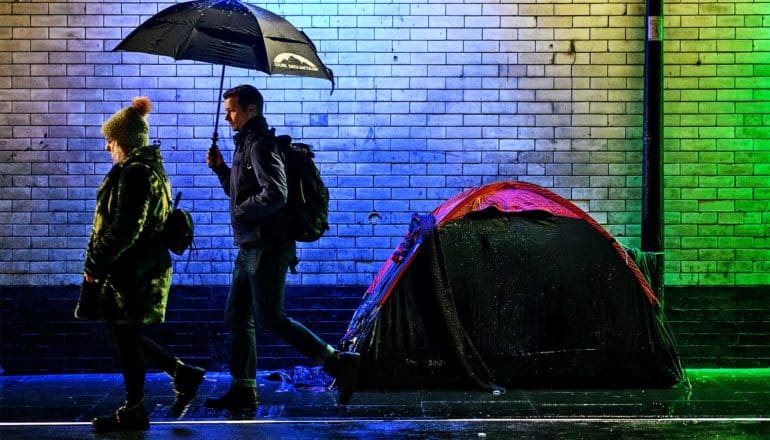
[226,244,328,388]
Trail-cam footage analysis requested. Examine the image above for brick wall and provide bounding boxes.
[0,285,364,374]
[666,286,770,368]
[662,1,770,286]
[1,0,769,370]
[1,284,767,375]
[1,0,767,288]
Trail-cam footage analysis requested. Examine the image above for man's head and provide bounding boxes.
[223,85,263,132]
[101,96,152,163]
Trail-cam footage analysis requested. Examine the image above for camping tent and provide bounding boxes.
[339,181,683,391]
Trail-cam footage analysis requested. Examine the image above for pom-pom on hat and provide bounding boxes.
[101,96,152,148]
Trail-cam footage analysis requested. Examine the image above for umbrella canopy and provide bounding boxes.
[113,0,333,84]
[113,0,333,146]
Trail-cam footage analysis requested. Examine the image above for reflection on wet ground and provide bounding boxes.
[1,368,768,439]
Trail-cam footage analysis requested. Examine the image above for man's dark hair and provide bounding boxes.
[223,85,263,114]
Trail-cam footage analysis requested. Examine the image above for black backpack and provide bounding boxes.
[276,135,330,242]
[163,192,194,255]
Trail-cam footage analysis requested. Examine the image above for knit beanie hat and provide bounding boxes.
[101,96,152,148]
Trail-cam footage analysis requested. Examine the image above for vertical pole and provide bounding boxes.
[211,64,226,149]
[642,0,665,302]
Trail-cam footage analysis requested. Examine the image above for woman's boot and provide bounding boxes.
[170,360,206,417]
[91,397,149,433]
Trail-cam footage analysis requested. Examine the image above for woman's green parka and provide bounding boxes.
[75,145,173,324]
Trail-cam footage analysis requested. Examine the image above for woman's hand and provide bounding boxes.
[84,272,96,283]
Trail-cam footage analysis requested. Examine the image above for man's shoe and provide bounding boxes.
[323,350,361,405]
[170,362,205,417]
[204,387,258,409]
[92,401,149,433]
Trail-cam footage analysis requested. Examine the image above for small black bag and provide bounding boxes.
[163,192,194,255]
[149,163,194,255]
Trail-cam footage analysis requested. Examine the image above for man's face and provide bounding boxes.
[105,139,125,164]
[224,96,257,132]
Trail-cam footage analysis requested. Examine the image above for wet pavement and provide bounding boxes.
[1,368,768,439]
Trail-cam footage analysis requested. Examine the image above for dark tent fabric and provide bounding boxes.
[339,181,683,390]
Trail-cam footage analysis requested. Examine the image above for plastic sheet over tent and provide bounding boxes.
[339,181,684,390]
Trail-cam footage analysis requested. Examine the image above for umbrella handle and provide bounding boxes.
[211,64,226,148]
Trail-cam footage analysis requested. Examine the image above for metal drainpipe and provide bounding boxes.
[642,1,665,303]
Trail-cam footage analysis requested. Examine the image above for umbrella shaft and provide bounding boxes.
[212,65,226,146]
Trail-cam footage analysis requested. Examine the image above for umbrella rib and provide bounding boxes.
[265,35,311,45]
[174,5,210,60]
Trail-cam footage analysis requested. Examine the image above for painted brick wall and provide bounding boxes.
[0,285,365,373]
[663,1,770,286]
[0,0,768,290]
[1,285,766,375]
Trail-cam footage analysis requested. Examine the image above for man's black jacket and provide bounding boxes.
[213,115,289,246]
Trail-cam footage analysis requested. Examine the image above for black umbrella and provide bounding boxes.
[113,0,334,146]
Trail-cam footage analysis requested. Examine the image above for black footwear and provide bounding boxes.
[323,350,361,405]
[170,362,206,417]
[204,387,258,409]
[92,401,149,433]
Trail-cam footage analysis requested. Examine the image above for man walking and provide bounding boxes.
[205,85,358,408]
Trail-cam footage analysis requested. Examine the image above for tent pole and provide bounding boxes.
[642,0,665,303]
